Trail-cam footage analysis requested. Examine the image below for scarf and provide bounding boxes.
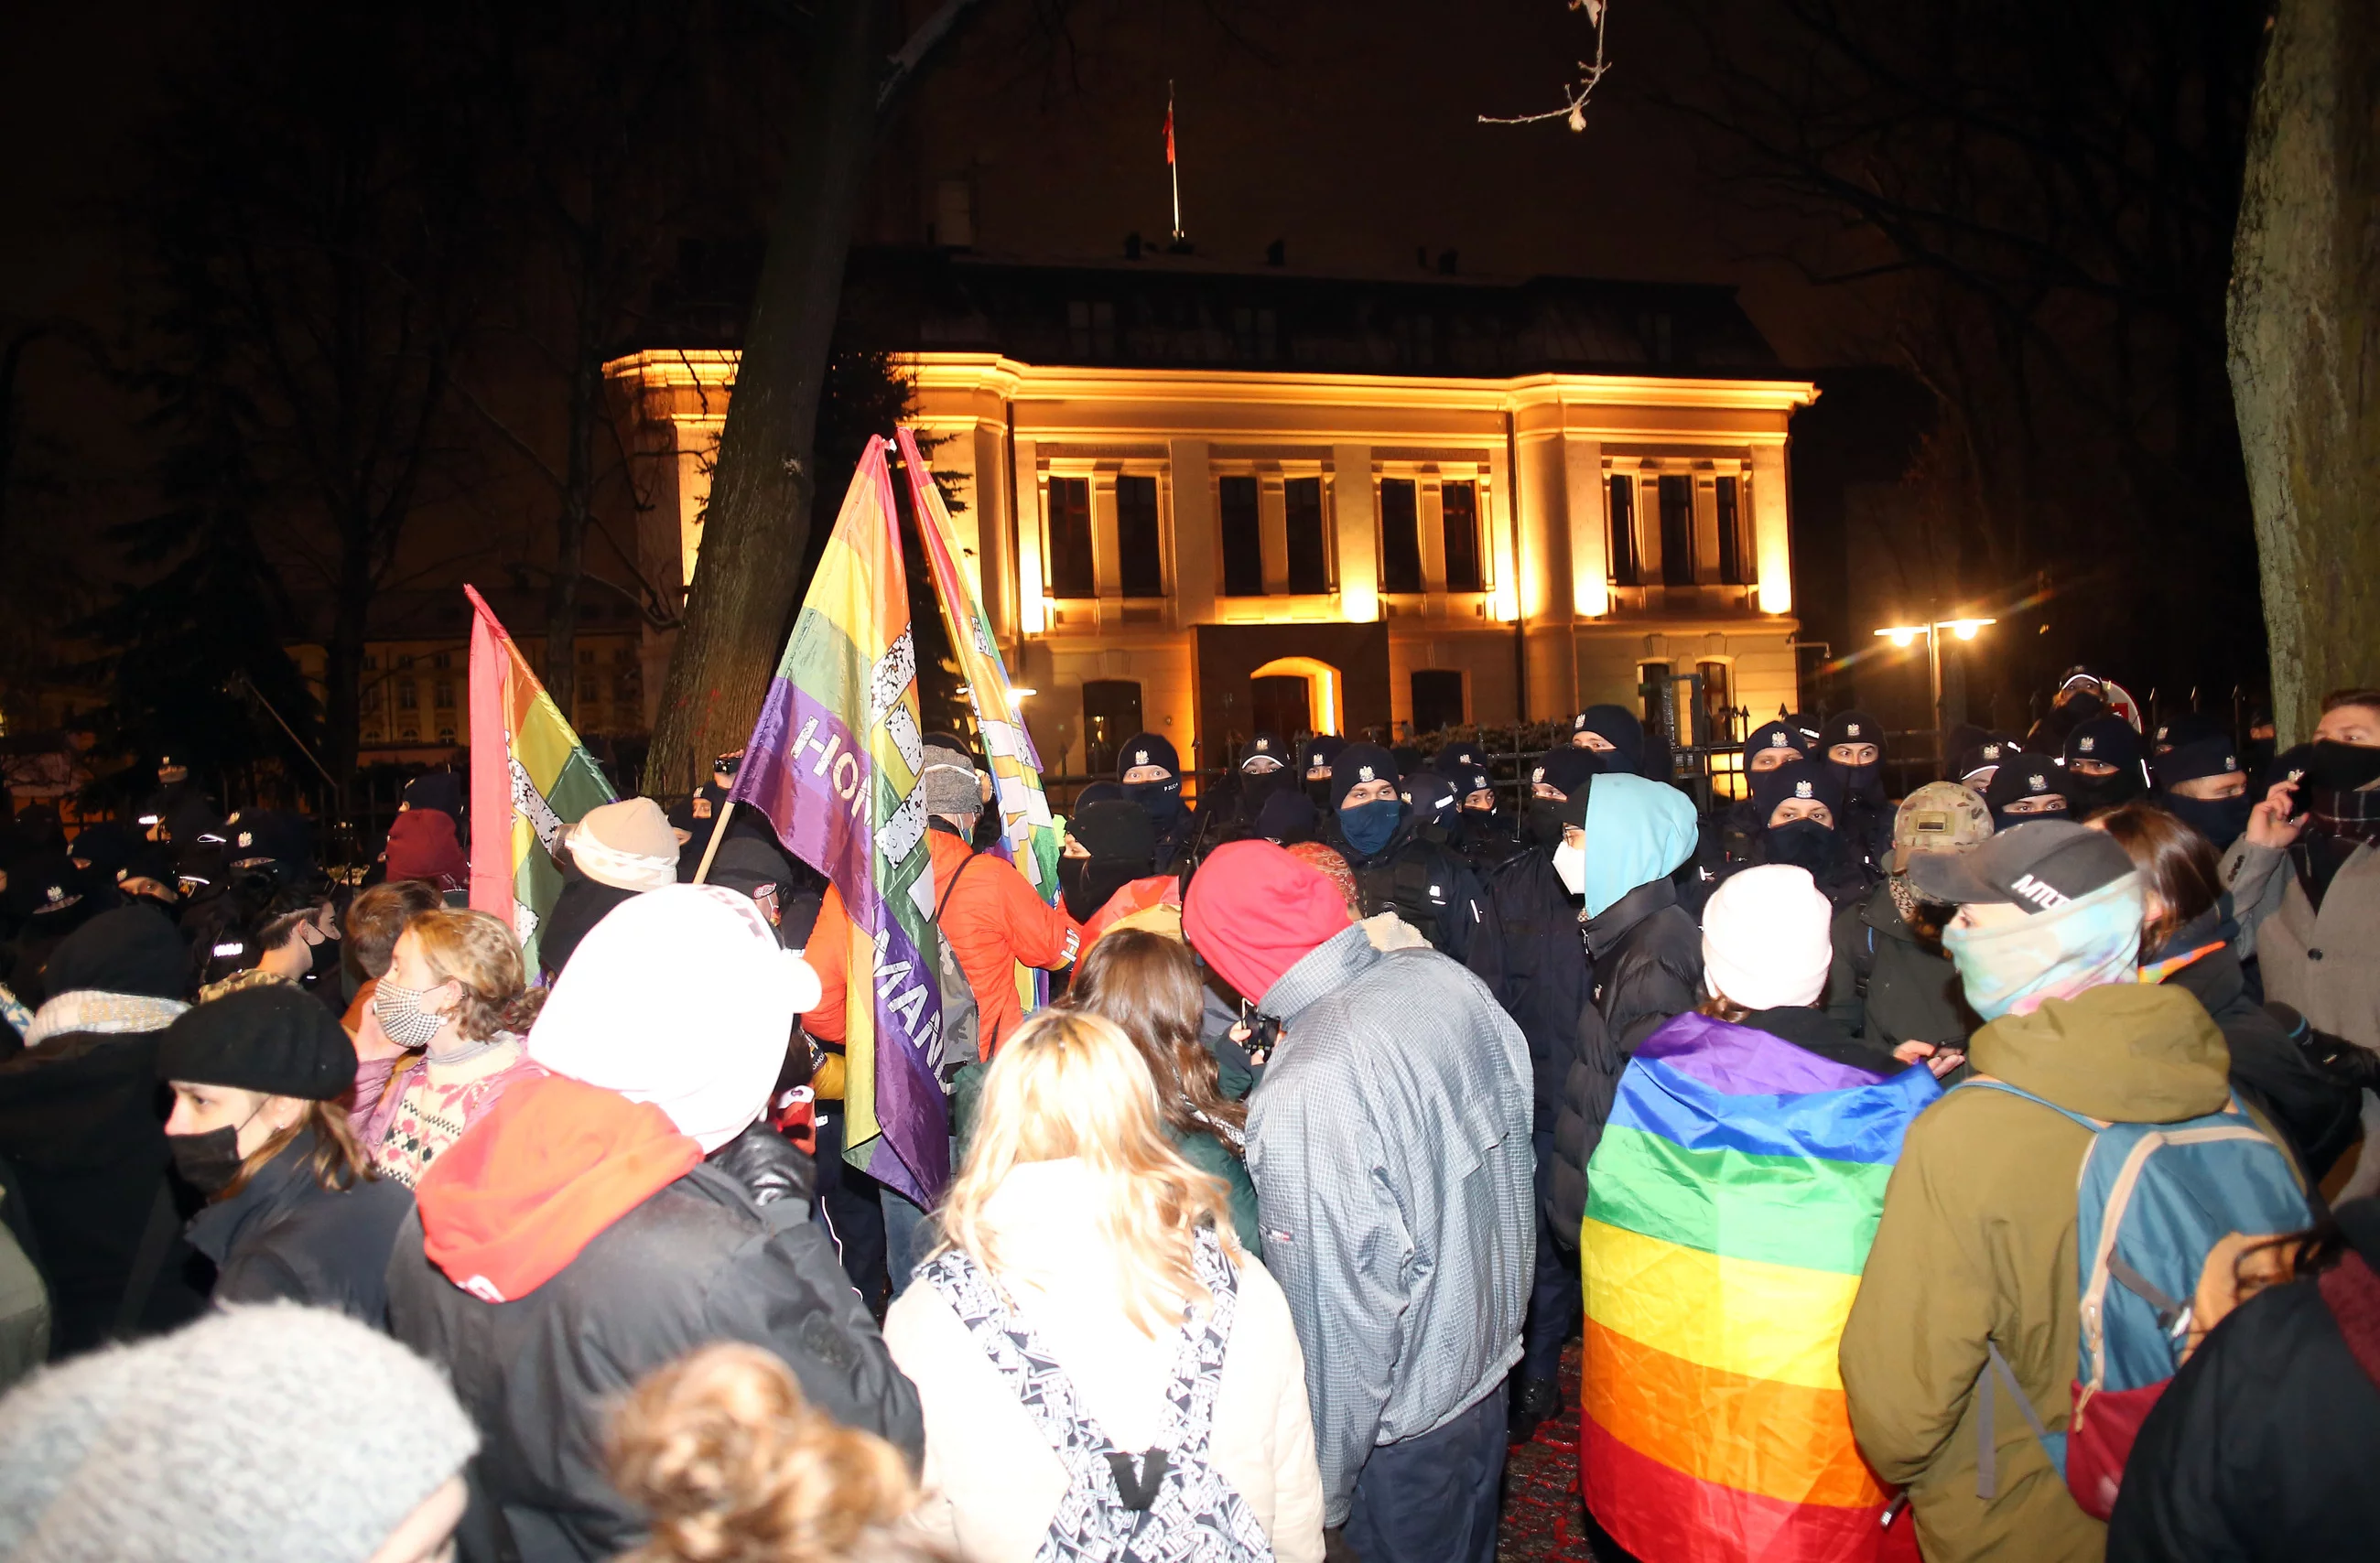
[1942,873,2143,1022]
[23,990,191,1050]
[2294,785,2380,911]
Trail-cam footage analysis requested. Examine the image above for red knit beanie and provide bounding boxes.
[1183,840,1356,1006]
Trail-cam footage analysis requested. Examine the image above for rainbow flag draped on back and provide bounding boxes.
[465,585,616,973]
[894,426,1066,1029]
[1581,1012,1937,1563]
[729,439,947,1205]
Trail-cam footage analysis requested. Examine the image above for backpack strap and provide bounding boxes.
[933,848,981,922]
[1957,1078,2104,1133]
[1975,1339,2064,1500]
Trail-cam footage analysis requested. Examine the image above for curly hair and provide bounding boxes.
[610,1343,929,1563]
[346,879,446,980]
[405,908,533,1040]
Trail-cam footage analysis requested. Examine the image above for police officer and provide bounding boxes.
[2150,713,2253,850]
[1299,734,1347,812]
[138,754,222,846]
[2062,713,2150,819]
[1984,755,2076,831]
[1116,731,1199,872]
[1712,717,1816,868]
[2025,666,2111,750]
[1319,742,1481,961]
[1819,710,1893,878]
[1953,733,2024,794]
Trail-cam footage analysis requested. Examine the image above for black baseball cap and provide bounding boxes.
[1904,819,2133,913]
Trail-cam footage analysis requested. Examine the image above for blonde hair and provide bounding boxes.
[405,908,531,1040]
[610,1343,929,1563]
[933,1008,1239,1336]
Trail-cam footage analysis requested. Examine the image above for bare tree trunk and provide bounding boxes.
[644,0,882,795]
[2229,0,2380,742]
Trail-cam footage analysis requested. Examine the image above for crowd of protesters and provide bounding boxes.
[0,670,2375,1563]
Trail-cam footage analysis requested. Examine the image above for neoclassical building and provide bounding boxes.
[609,250,1817,778]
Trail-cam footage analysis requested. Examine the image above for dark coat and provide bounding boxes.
[185,1131,414,1326]
[1547,879,1702,1238]
[2106,1244,2380,1562]
[1825,885,1977,1051]
[1736,1005,1900,1073]
[1320,818,1484,964]
[1466,848,1591,1134]
[0,1026,207,1357]
[386,1125,923,1563]
[2153,908,2364,1179]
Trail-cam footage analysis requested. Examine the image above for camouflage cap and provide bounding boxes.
[1891,781,1993,872]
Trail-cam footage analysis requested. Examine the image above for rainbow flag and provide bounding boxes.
[1580,1012,1937,1563]
[728,439,947,1204]
[465,585,616,973]
[894,426,1066,1041]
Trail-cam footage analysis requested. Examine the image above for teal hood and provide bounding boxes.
[1582,773,1699,918]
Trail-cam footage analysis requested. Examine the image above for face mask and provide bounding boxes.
[1338,798,1402,857]
[1941,876,2143,1021]
[168,1104,265,1197]
[1526,800,1568,851]
[1125,777,1182,825]
[2304,740,2380,793]
[1831,759,1885,805]
[2163,792,2254,851]
[1058,857,1096,922]
[1764,818,1837,872]
[1304,777,1334,809]
[1239,770,1289,815]
[1552,839,1587,896]
[2067,771,2145,816]
[373,977,451,1050]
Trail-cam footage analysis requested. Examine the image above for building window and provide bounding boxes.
[434,652,450,669]
[1411,670,1466,734]
[1231,307,1278,361]
[401,727,419,742]
[398,680,418,711]
[1284,477,1330,595]
[1379,479,1423,594]
[1696,660,1733,744]
[433,681,454,709]
[1716,476,1753,586]
[1609,475,1640,586]
[1442,480,1484,592]
[1658,474,1695,587]
[438,726,456,744]
[1046,476,1095,598]
[1218,477,1264,597]
[1066,300,1116,359]
[1082,680,1143,776]
[1117,475,1164,598]
[1639,662,1674,741]
[364,728,384,744]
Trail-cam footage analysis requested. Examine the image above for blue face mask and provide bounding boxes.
[1338,798,1402,857]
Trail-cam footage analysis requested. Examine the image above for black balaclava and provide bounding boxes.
[2062,715,2149,815]
[1525,747,1604,852]
[2151,714,2252,850]
[1236,731,1293,820]
[1433,738,1489,779]
[1743,719,1812,771]
[1062,799,1158,922]
[1572,705,1646,774]
[1956,734,2024,793]
[1401,771,1459,835]
[1300,734,1348,810]
[1329,742,1403,860]
[1115,731,1185,833]
[1750,760,1845,874]
[1821,710,1888,807]
[1453,763,1500,827]
[1985,757,2075,832]
[1250,788,1319,846]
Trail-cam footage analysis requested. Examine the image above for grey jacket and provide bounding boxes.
[1246,924,1534,1525]
[2223,836,2380,1051]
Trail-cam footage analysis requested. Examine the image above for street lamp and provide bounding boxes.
[1872,618,1996,774]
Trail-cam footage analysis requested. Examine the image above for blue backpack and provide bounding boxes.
[1965,1081,2310,1519]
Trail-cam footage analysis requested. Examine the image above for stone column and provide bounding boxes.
[1013,438,1045,633]
[1751,440,1793,615]
[1170,439,1216,627]
[1563,434,1607,616]
[1332,443,1379,622]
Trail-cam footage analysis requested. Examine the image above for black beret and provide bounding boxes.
[157,984,357,1101]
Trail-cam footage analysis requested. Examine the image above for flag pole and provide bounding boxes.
[1168,80,1182,243]
[690,798,736,885]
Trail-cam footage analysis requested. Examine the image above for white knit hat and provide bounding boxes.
[529,884,822,1151]
[0,1303,476,1563]
[1702,864,1835,1012]
[563,797,681,892]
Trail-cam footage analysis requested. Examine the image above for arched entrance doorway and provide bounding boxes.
[1248,656,1343,738]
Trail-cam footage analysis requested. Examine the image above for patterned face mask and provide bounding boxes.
[372,977,452,1050]
[1941,874,2143,1021]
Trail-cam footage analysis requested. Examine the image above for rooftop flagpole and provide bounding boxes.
[1166,81,1182,243]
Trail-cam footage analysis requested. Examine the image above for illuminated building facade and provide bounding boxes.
[609,251,1818,776]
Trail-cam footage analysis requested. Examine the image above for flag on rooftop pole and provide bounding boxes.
[464,585,616,974]
[896,426,1066,1034]
[1580,1013,1937,1563]
[727,438,948,1204]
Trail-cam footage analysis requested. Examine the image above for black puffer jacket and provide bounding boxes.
[388,1124,924,1563]
[1466,848,1590,1134]
[186,1131,415,1325]
[2106,1201,2380,1562]
[1547,879,1702,1235]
